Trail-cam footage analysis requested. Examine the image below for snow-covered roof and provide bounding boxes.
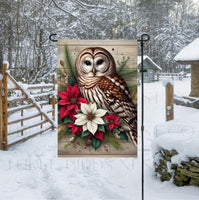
[137,55,162,70]
[174,37,199,62]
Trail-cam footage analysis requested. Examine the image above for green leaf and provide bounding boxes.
[118,118,122,124]
[103,119,109,125]
[64,126,71,132]
[81,130,90,138]
[58,115,64,124]
[91,136,102,151]
[75,109,82,114]
[98,124,105,132]
[97,104,103,109]
[119,131,128,141]
[64,142,73,148]
[63,117,72,124]
[68,76,77,86]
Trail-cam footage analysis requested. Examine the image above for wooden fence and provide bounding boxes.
[157,72,184,80]
[0,63,56,150]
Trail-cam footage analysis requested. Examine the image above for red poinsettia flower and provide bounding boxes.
[58,83,88,119]
[69,110,76,122]
[67,122,82,135]
[104,113,120,131]
[88,131,104,141]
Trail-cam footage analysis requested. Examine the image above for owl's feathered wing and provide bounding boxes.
[98,74,137,145]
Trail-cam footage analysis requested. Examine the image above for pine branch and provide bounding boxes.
[118,68,137,79]
[104,131,122,150]
[64,45,77,85]
[117,56,130,73]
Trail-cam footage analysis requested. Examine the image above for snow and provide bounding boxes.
[0,74,3,80]
[6,70,10,74]
[137,55,162,70]
[162,79,174,87]
[153,134,199,164]
[7,76,17,89]
[1,78,199,200]
[174,37,199,61]
[3,60,9,68]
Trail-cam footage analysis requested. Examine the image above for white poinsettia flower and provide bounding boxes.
[74,103,107,135]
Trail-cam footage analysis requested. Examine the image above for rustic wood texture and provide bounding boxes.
[7,104,34,113]
[190,64,199,97]
[7,113,41,125]
[8,120,48,136]
[58,40,137,157]
[41,87,43,129]
[7,73,55,128]
[1,67,56,150]
[8,126,52,148]
[166,83,174,121]
[21,101,24,136]
[58,40,137,70]
[0,79,3,150]
[58,137,137,157]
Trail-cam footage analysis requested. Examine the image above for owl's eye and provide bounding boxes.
[97,59,103,65]
[84,60,91,66]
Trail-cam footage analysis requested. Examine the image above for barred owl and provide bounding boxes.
[75,47,137,146]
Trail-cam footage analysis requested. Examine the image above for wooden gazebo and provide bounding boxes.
[175,38,199,97]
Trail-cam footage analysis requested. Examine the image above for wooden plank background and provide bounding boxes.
[58,40,137,157]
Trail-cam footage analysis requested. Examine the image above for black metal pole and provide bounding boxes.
[49,33,58,42]
[138,34,150,200]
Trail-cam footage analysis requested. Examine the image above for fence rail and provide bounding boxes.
[0,63,56,150]
[157,72,184,80]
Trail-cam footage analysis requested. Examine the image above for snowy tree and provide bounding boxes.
[0,0,199,81]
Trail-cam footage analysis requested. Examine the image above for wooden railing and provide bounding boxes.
[157,72,184,80]
[0,63,56,150]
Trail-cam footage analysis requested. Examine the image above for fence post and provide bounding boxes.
[0,77,3,150]
[2,64,8,150]
[166,82,174,121]
[52,74,55,130]
[41,87,43,129]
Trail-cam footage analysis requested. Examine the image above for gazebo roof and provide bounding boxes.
[174,37,199,64]
[137,55,162,70]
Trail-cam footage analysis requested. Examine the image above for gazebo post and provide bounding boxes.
[190,63,199,97]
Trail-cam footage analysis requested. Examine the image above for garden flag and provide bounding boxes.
[58,40,137,157]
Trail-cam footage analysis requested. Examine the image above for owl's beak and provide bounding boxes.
[92,68,96,75]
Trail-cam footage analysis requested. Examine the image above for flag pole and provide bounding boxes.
[138,34,150,200]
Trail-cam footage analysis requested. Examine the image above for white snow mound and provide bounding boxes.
[162,79,174,87]
[3,61,9,68]
[174,37,199,61]
[152,133,199,164]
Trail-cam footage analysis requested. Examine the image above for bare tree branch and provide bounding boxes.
[41,0,57,22]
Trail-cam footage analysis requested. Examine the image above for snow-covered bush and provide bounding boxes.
[153,133,199,187]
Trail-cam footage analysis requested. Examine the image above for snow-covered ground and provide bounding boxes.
[0,78,199,200]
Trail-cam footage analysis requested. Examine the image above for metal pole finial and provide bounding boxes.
[49,33,58,42]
